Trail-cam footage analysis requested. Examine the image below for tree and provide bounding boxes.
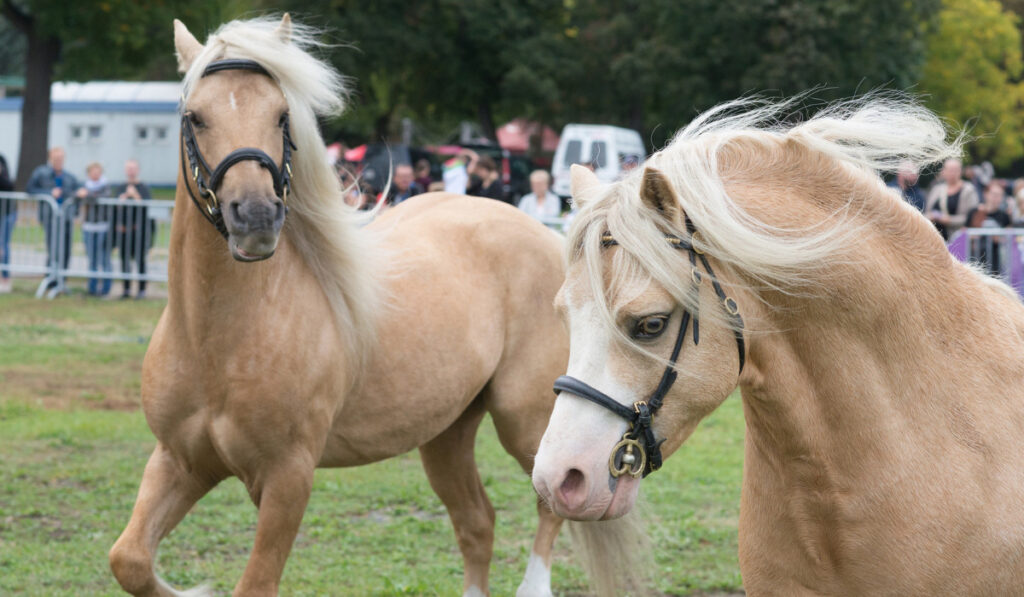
[1,1,253,188]
[919,0,1024,168]
[563,0,939,149]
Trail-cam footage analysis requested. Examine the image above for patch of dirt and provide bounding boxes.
[358,506,448,523]
[1,367,142,411]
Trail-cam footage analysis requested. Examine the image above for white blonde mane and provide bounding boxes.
[569,95,965,350]
[182,17,381,380]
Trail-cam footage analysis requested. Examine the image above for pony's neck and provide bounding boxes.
[167,185,290,338]
[735,180,1024,545]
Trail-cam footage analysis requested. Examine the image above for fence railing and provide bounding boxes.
[0,192,173,298]
[948,227,1024,296]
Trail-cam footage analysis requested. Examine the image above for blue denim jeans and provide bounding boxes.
[0,212,15,279]
[84,228,112,295]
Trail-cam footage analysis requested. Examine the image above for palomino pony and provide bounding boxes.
[533,97,1024,595]
[109,16,573,596]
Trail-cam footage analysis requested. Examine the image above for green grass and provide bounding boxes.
[0,286,744,596]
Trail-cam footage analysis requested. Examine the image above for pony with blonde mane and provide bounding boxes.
[533,96,1024,595]
[109,15,592,597]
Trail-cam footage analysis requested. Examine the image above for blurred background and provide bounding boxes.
[3,0,1024,189]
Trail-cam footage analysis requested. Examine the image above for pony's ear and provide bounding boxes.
[639,166,683,224]
[276,13,293,43]
[570,164,601,208]
[174,19,202,74]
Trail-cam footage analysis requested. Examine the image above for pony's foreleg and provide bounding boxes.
[516,499,564,597]
[419,399,494,597]
[231,455,315,597]
[110,443,221,597]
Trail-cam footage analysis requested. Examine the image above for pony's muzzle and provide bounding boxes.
[225,196,285,261]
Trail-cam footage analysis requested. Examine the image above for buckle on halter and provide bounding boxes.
[609,432,646,478]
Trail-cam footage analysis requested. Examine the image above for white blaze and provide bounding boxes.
[229,92,237,111]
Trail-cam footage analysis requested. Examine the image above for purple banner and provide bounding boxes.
[947,230,968,262]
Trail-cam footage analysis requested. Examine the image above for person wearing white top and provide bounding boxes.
[517,170,562,221]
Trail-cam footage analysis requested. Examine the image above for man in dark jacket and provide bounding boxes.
[26,147,79,284]
[111,159,153,299]
[0,154,14,293]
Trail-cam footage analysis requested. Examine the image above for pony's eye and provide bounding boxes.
[278,112,288,128]
[633,315,669,339]
[187,112,205,128]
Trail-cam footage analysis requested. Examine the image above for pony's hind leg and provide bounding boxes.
[110,443,223,597]
[418,398,495,597]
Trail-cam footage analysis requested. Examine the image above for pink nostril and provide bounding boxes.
[558,468,587,510]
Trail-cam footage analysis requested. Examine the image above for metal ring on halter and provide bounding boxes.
[691,268,703,285]
[723,297,739,315]
[206,189,218,214]
[609,432,646,478]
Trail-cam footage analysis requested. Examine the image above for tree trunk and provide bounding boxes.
[374,109,393,142]
[629,100,644,141]
[15,31,58,190]
[477,100,496,143]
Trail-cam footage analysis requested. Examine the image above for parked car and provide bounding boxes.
[551,124,646,198]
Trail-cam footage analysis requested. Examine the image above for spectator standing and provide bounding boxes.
[887,161,926,211]
[76,162,113,296]
[517,170,561,221]
[1011,179,1024,225]
[462,149,506,203]
[965,181,1011,276]
[414,159,433,190]
[386,163,423,206]
[112,159,153,299]
[27,147,79,285]
[925,158,978,240]
[0,154,14,293]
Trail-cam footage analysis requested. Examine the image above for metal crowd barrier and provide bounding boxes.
[0,192,173,298]
[949,227,1024,296]
[539,215,571,233]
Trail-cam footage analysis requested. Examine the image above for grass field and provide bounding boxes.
[0,281,745,596]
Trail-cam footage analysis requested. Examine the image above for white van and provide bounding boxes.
[551,124,646,197]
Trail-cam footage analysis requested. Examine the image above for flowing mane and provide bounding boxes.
[181,17,381,379]
[568,95,978,348]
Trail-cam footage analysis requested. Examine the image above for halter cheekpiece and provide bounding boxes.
[552,218,746,479]
[179,59,297,239]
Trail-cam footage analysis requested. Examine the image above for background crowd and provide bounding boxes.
[0,148,154,297]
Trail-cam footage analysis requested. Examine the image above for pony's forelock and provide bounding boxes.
[569,93,964,357]
[182,16,381,384]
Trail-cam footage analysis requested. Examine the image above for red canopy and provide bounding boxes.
[496,119,560,153]
[344,144,367,162]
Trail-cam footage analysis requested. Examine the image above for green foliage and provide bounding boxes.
[919,0,1024,167]
[2,0,255,81]
[562,0,940,148]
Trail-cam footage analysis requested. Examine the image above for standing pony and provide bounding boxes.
[533,97,1024,595]
[110,16,573,597]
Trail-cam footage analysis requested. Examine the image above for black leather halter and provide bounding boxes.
[179,59,297,239]
[553,219,746,478]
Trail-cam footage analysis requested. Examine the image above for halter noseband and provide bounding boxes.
[552,220,746,478]
[179,59,297,239]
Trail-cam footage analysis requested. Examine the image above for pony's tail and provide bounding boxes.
[568,510,649,597]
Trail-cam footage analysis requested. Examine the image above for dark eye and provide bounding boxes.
[632,315,669,339]
[278,112,288,128]
[187,112,205,128]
